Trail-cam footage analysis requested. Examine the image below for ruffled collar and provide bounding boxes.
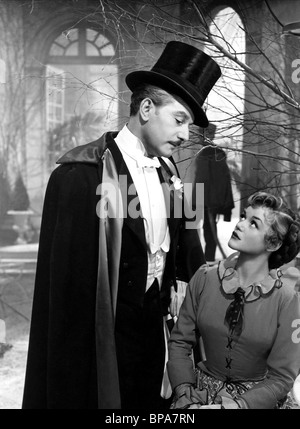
[218,252,300,302]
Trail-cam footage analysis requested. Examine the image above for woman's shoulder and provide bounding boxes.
[188,262,220,294]
[194,262,220,279]
[275,266,300,296]
[271,266,300,311]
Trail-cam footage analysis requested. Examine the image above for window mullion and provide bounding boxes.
[78,27,86,60]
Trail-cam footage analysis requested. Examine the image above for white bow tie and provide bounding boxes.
[136,155,161,169]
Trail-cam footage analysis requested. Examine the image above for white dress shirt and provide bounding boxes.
[115,125,170,290]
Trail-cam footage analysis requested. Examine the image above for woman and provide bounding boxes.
[167,192,300,409]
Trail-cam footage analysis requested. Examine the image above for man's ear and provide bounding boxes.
[139,98,154,122]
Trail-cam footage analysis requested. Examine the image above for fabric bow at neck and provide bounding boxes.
[224,287,245,337]
[136,155,161,169]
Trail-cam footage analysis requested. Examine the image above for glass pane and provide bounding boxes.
[49,43,65,56]
[56,92,63,103]
[65,28,78,42]
[86,28,98,42]
[100,44,115,56]
[94,33,109,48]
[86,42,99,56]
[55,34,70,48]
[56,106,62,116]
[65,42,79,56]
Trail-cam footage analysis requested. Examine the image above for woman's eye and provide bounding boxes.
[250,221,257,228]
[175,118,183,125]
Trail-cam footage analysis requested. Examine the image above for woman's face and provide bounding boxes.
[228,205,274,255]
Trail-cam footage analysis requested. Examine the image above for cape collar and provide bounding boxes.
[56,132,119,165]
[218,252,300,302]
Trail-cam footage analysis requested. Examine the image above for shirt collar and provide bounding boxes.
[218,252,300,302]
[115,125,159,165]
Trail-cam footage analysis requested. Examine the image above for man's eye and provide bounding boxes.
[250,221,257,228]
[175,118,183,125]
[240,214,246,220]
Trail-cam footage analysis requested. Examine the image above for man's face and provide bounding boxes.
[141,96,194,158]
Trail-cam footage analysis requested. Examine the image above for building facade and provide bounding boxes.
[0,0,300,242]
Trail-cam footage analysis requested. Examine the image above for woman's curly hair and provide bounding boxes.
[247,192,300,269]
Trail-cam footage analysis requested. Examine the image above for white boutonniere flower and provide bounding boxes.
[170,175,184,199]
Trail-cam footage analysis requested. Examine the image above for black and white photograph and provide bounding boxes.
[0,0,299,412]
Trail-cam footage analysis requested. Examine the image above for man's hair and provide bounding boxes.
[129,84,175,116]
[247,191,300,269]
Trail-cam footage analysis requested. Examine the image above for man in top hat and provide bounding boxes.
[22,41,221,409]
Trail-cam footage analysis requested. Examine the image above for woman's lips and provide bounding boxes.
[231,231,240,240]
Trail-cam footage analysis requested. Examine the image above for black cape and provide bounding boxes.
[22,132,205,409]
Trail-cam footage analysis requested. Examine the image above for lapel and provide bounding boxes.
[158,158,182,240]
[57,131,182,248]
[107,138,147,252]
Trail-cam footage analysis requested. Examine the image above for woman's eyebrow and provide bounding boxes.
[252,215,263,224]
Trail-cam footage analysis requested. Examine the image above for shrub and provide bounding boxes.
[10,173,30,211]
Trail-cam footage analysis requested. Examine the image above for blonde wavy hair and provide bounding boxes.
[247,192,300,269]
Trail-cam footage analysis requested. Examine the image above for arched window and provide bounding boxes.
[204,7,246,220]
[46,27,118,166]
[48,28,115,62]
[205,7,245,144]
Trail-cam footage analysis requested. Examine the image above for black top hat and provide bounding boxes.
[126,41,221,127]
